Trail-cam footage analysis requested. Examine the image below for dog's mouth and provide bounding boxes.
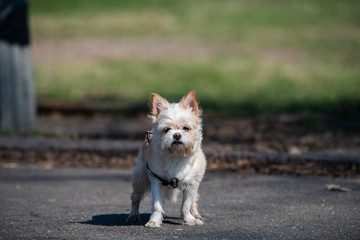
[172,140,183,146]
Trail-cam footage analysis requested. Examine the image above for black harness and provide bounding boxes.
[145,131,179,189]
[146,162,179,188]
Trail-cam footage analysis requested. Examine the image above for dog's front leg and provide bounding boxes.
[181,184,204,226]
[145,182,164,228]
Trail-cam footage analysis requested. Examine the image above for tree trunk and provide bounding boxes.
[0,0,36,134]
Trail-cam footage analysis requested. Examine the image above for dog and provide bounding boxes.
[126,90,206,227]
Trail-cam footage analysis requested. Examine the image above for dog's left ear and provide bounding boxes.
[180,90,200,116]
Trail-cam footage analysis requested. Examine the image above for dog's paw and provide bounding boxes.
[145,221,162,228]
[184,218,204,226]
[126,213,140,223]
[193,214,204,221]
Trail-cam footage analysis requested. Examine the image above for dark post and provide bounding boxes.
[0,0,36,133]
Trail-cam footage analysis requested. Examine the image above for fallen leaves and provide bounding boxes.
[326,184,351,192]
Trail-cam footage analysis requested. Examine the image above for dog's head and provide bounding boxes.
[150,90,202,156]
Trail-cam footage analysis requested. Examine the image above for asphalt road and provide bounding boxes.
[0,165,359,239]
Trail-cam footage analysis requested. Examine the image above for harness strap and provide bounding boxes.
[146,162,179,189]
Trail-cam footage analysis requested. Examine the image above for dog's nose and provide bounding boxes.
[173,133,182,140]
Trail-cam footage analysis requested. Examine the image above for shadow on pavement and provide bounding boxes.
[79,213,183,226]
[79,214,149,226]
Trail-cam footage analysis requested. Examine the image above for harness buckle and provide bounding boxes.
[145,131,152,143]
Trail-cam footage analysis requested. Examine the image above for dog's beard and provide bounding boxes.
[161,134,195,156]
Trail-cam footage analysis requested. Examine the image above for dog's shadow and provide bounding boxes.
[79,213,182,226]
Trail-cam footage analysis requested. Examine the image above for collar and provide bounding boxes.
[145,162,179,188]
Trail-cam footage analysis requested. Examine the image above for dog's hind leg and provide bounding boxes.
[126,191,142,222]
[126,162,150,223]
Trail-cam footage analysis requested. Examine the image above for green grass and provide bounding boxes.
[30,0,360,114]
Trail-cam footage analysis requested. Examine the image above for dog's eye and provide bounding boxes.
[163,127,171,133]
[183,126,191,131]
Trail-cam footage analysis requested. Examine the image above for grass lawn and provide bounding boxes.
[30,0,360,114]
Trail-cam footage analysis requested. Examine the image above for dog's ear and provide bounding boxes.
[151,93,169,119]
[180,90,200,116]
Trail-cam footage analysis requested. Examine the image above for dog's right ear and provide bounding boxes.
[151,93,168,119]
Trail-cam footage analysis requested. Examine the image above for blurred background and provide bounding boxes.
[1,0,360,175]
[30,0,360,114]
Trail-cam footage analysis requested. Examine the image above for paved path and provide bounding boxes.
[0,165,359,239]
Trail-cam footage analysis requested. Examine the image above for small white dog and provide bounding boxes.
[126,90,206,227]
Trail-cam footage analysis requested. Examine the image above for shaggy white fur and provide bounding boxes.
[126,91,206,227]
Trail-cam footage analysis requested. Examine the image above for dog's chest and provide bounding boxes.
[162,159,193,182]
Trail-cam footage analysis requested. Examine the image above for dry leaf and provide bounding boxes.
[326,184,351,192]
